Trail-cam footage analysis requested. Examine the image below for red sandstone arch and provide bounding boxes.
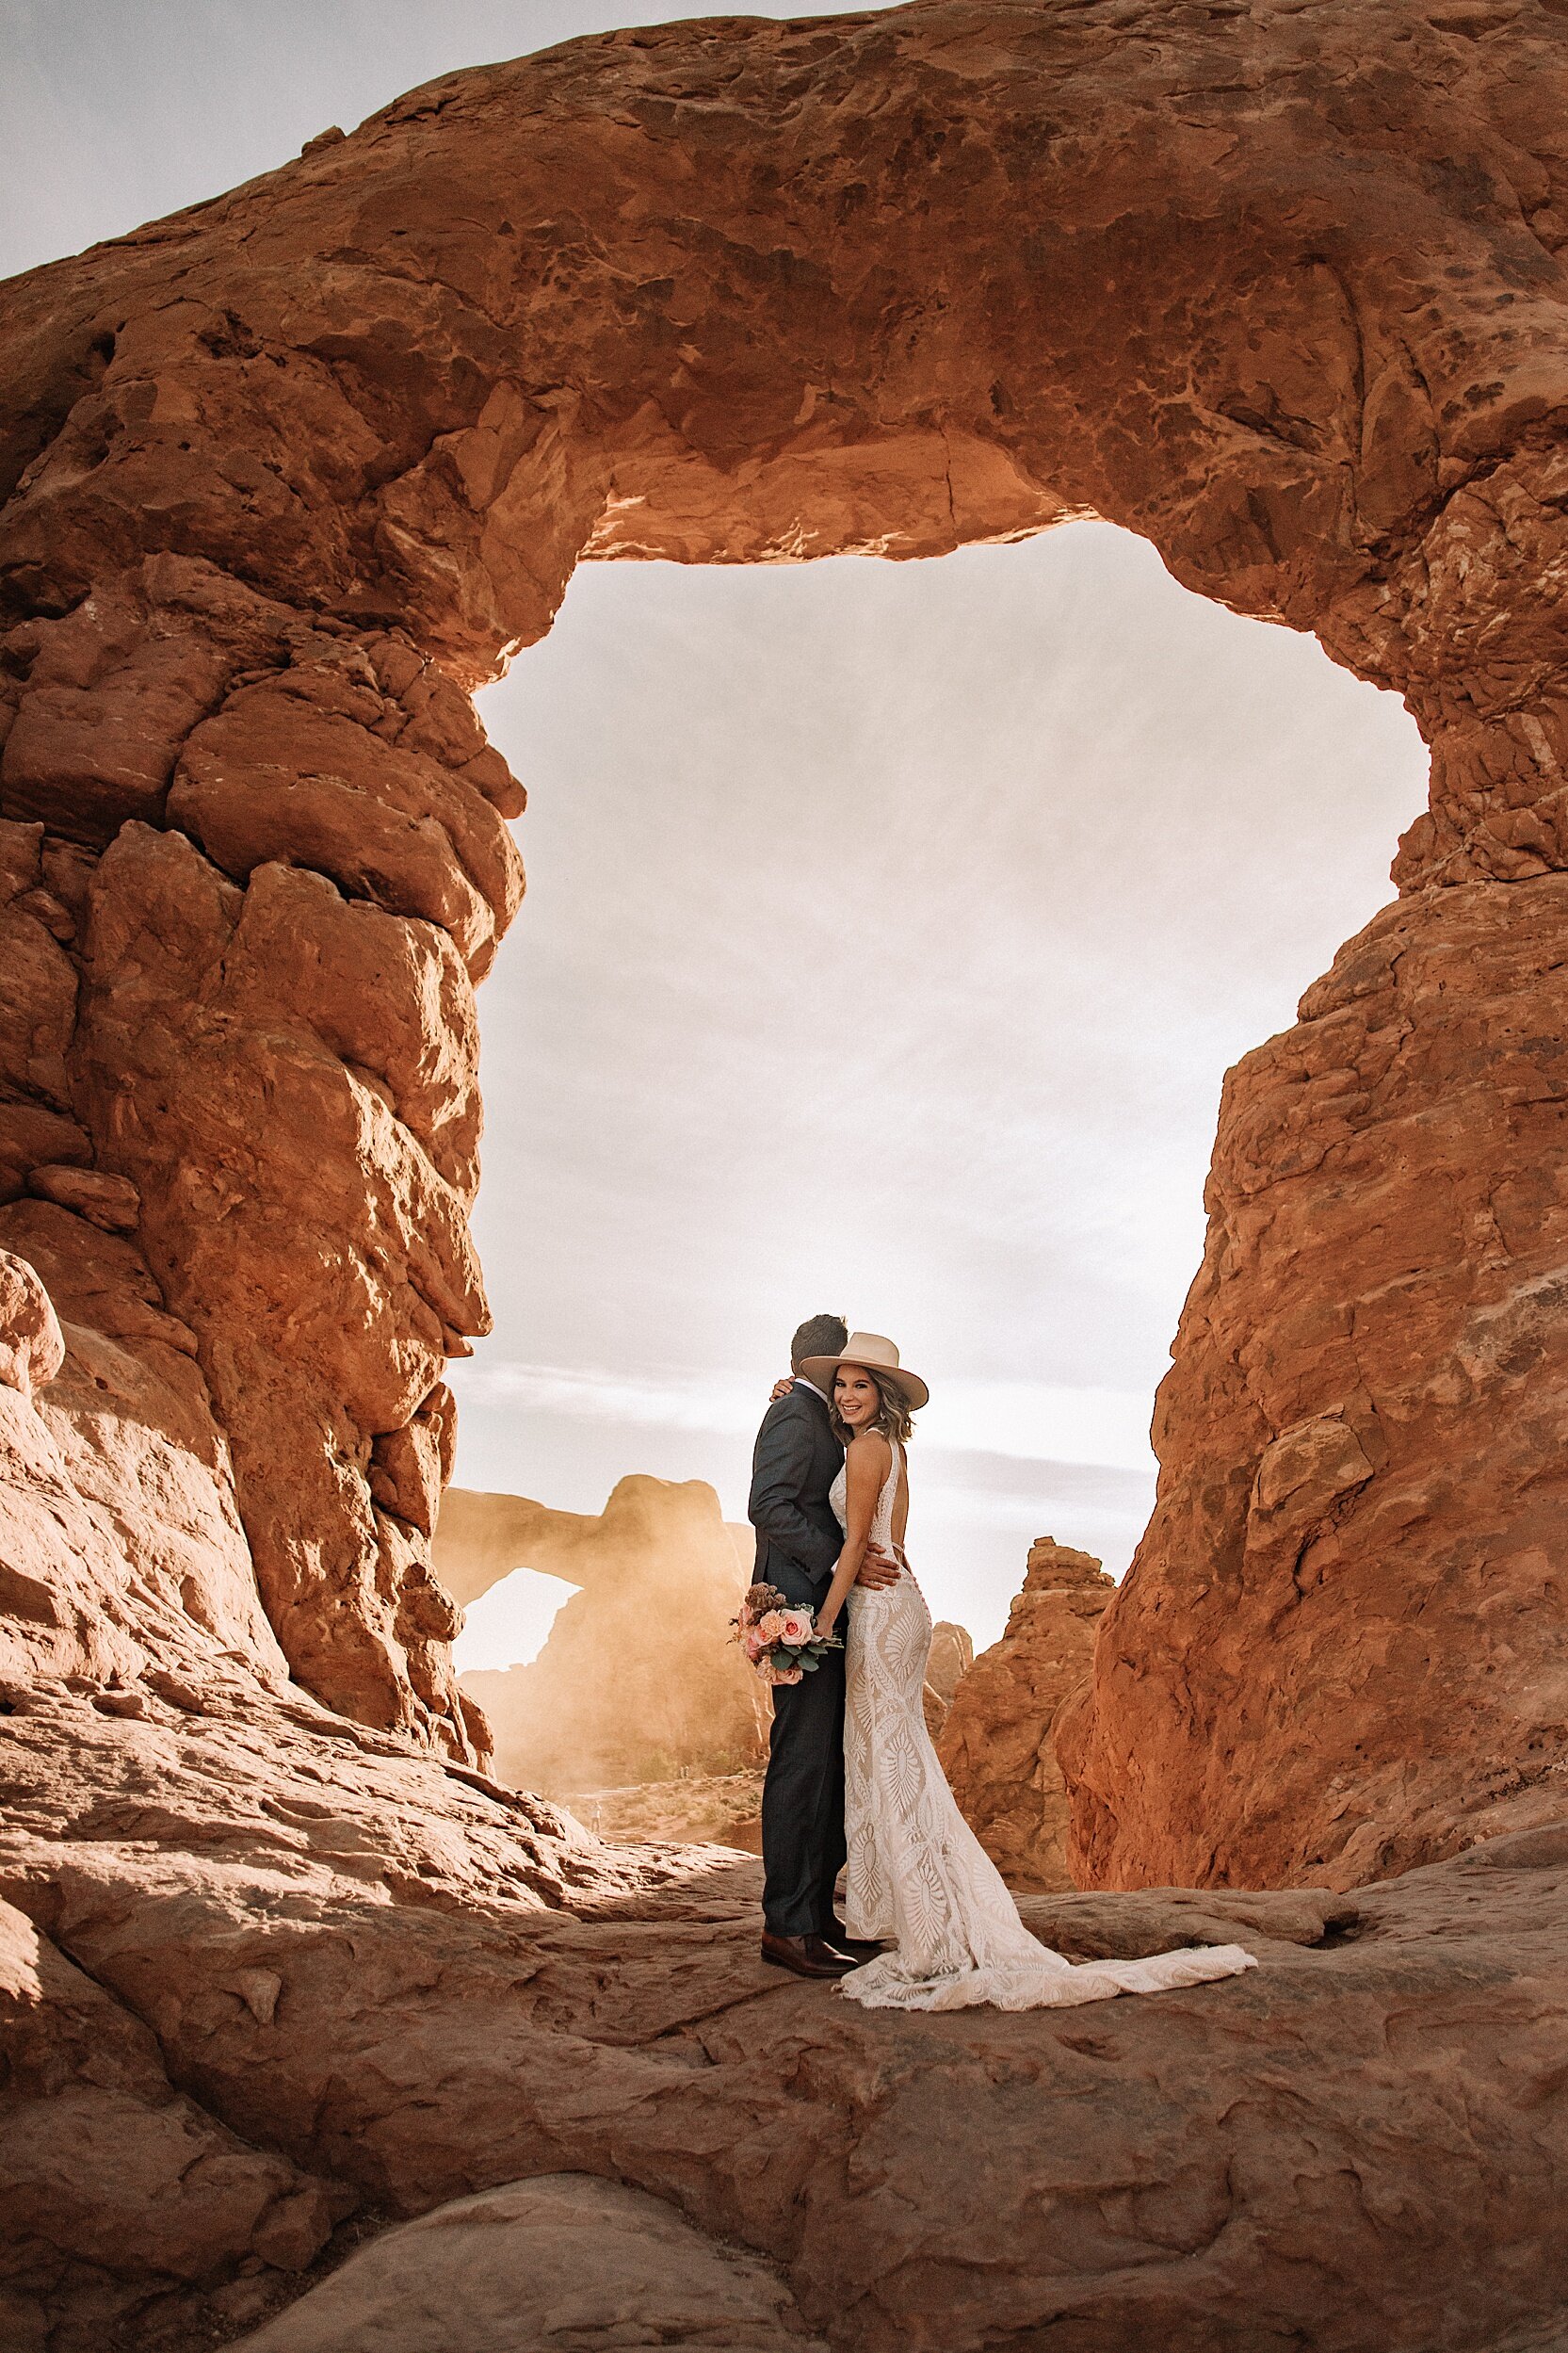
[4,0,1568,1888]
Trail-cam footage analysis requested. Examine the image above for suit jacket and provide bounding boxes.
[748,1380,846,1602]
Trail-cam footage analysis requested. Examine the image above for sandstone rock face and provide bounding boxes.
[450,1477,766,1793]
[0,1668,669,2349]
[0,0,1566,1868]
[1,1893,349,2352]
[5,6,1568,2342]
[939,1541,1113,1892]
[7,1671,1568,2353]
[0,1196,287,1697]
[0,567,513,1759]
[4,2,1565,814]
[0,1248,61,1396]
[567,1768,765,1854]
[1060,879,1568,1890]
[231,2172,826,2353]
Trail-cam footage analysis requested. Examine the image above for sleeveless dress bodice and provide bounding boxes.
[827,1442,1257,2012]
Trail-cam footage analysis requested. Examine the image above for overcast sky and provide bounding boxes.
[4,3,1431,1665]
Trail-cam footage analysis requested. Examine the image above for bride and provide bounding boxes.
[797,1332,1257,2013]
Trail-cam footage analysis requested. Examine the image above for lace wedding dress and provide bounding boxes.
[831,1446,1257,2012]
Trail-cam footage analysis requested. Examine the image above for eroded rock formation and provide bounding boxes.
[8,1670,1568,2353]
[5,1,1568,2344]
[232,2174,825,2353]
[448,1476,766,1793]
[940,1539,1113,1891]
[0,569,514,1756]
[920,1617,975,1740]
[1060,876,1568,1889]
[0,0,1566,1871]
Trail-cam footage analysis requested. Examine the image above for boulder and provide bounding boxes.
[24,1166,138,1234]
[231,2172,824,2353]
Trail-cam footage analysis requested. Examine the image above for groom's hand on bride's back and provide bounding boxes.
[754,1371,897,1582]
[855,1548,901,1589]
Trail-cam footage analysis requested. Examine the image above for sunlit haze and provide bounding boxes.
[5,0,1431,1669]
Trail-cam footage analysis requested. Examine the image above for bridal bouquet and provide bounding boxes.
[732,1582,842,1688]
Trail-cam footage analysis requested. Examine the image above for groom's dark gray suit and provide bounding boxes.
[749,1378,847,1939]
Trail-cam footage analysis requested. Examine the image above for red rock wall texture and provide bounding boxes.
[940,1538,1113,1892]
[2,0,1568,1883]
[1060,875,1568,1886]
[0,568,515,1757]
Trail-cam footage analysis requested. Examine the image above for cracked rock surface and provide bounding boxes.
[5,1678,1568,2350]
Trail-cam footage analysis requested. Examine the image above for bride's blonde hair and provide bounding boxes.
[832,1367,915,1447]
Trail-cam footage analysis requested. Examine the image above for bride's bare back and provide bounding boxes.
[829,1446,1258,2013]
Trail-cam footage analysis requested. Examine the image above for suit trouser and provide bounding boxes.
[761,1636,847,1939]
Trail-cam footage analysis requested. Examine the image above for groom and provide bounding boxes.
[749,1311,900,1980]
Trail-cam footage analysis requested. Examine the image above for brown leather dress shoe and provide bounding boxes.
[822,1923,884,1964]
[760,1932,856,1980]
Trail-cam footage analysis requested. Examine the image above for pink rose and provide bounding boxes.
[743,1629,766,1663]
[756,1611,790,1645]
[763,1661,803,1687]
[775,1610,815,1647]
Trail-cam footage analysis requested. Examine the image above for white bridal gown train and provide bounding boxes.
[830,1449,1257,2012]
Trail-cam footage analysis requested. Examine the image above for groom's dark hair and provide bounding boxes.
[791,1312,849,1370]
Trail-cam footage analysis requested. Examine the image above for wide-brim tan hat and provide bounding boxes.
[800,1331,929,1413]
